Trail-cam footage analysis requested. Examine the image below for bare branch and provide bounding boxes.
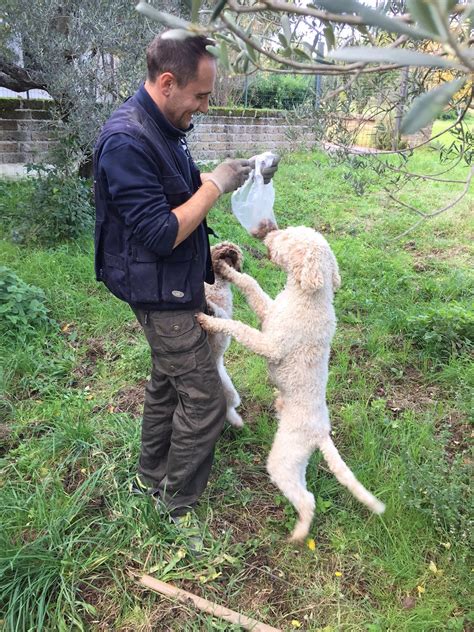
[390,164,474,239]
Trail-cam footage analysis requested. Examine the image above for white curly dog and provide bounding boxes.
[205,242,244,429]
[198,227,385,541]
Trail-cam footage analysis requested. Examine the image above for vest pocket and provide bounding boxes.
[103,252,130,302]
[129,245,160,303]
[160,248,193,304]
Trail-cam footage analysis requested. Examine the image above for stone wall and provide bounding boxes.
[0,100,318,168]
[187,111,318,160]
[0,99,55,164]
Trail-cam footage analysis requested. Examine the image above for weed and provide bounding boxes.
[0,266,53,336]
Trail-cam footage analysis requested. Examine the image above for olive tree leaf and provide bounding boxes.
[328,47,464,70]
[278,33,290,49]
[311,0,433,39]
[324,24,336,50]
[210,0,228,22]
[281,14,292,46]
[401,78,466,134]
[160,28,195,41]
[191,0,201,23]
[135,2,191,30]
[206,44,230,70]
[406,0,449,40]
[245,41,257,62]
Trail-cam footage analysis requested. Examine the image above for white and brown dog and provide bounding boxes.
[205,242,244,428]
[198,227,385,541]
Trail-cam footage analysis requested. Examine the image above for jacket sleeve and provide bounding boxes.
[98,134,179,257]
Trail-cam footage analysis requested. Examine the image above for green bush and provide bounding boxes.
[14,165,94,246]
[0,266,52,336]
[403,303,474,359]
[246,74,312,110]
[438,108,459,120]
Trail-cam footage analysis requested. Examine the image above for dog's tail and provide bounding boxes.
[317,435,385,514]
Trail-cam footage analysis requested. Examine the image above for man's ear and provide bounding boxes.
[158,72,176,96]
[290,245,324,292]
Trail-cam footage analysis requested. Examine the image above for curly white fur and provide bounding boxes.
[198,227,385,541]
[205,242,244,428]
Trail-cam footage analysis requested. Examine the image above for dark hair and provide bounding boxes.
[146,32,216,86]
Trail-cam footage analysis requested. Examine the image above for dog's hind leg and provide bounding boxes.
[216,357,243,428]
[267,429,315,542]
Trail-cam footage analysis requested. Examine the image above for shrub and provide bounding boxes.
[0,266,52,337]
[403,303,474,359]
[246,74,312,110]
[14,165,94,246]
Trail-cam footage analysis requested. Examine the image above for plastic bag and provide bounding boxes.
[231,151,278,238]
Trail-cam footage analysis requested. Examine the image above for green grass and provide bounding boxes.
[1,138,473,631]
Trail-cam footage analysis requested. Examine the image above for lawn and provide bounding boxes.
[0,142,472,631]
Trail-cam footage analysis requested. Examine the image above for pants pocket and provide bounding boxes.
[154,350,197,377]
[147,311,203,353]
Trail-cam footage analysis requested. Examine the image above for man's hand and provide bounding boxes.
[249,153,280,184]
[201,159,251,194]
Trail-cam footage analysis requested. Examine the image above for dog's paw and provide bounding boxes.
[205,299,218,317]
[227,409,244,428]
[196,312,217,332]
[214,258,234,278]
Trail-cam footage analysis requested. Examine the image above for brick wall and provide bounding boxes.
[187,112,318,160]
[0,100,317,167]
[0,99,55,164]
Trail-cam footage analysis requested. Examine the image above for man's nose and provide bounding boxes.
[198,97,210,114]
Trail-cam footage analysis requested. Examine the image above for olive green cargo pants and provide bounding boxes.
[132,306,226,516]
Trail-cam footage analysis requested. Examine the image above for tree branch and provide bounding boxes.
[0,57,46,92]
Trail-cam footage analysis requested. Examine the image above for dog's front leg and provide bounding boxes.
[197,314,280,362]
[217,264,273,322]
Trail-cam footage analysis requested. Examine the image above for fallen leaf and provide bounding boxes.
[429,561,443,576]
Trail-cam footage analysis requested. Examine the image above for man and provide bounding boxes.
[93,32,278,539]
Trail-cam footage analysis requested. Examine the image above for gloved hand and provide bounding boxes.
[202,159,252,194]
[249,153,280,184]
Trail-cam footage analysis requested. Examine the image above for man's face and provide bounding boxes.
[165,56,216,130]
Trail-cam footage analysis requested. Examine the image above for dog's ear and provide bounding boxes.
[291,245,324,292]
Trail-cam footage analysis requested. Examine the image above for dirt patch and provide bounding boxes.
[112,381,147,417]
[0,422,13,454]
[78,578,122,630]
[384,366,441,414]
[72,337,111,382]
[436,411,472,462]
[62,462,89,495]
[405,242,473,269]
[242,244,266,260]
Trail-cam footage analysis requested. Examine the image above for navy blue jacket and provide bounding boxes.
[93,84,214,310]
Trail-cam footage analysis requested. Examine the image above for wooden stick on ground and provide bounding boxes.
[134,573,282,632]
